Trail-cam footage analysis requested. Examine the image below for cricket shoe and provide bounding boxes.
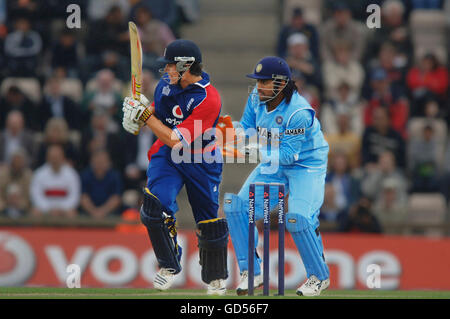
[296,275,330,297]
[154,268,178,290]
[236,271,264,296]
[207,279,227,296]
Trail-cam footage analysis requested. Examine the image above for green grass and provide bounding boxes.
[0,287,449,299]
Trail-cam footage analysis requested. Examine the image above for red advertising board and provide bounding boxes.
[1,228,450,290]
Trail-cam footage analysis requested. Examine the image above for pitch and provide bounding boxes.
[0,287,449,299]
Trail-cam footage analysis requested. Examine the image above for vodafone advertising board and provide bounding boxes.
[1,228,450,290]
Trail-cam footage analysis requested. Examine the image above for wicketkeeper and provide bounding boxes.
[220,56,330,296]
[122,39,229,295]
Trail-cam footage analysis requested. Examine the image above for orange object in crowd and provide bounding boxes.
[116,208,147,233]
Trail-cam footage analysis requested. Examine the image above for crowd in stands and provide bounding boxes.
[0,0,199,220]
[0,0,449,236]
[279,0,449,234]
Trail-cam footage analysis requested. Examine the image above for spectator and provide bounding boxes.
[0,111,36,164]
[123,125,154,190]
[0,86,38,131]
[422,98,444,120]
[81,69,123,125]
[6,0,40,23]
[30,144,81,218]
[406,52,449,117]
[80,149,122,219]
[84,6,129,79]
[0,184,26,218]
[373,178,408,226]
[80,109,125,171]
[320,183,346,223]
[177,0,200,24]
[408,124,442,193]
[276,7,320,59]
[285,33,322,90]
[322,152,359,221]
[4,16,42,76]
[40,76,84,131]
[442,140,450,202]
[291,70,321,114]
[338,197,382,233]
[129,0,179,36]
[361,107,406,169]
[364,0,413,65]
[320,2,367,61]
[361,150,408,201]
[364,42,408,99]
[411,0,443,10]
[135,5,175,75]
[86,5,128,57]
[34,118,80,169]
[320,81,365,136]
[323,0,384,22]
[322,41,364,101]
[51,29,79,78]
[0,148,32,214]
[87,0,131,21]
[363,68,409,137]
[324,112,361,170]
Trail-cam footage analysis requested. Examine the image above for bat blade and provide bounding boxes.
[129,21,142,100]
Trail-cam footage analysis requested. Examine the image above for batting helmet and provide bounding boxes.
[158,39,202,64]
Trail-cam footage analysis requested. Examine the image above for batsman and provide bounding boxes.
[220,56,330,296]
[122,36,229,295]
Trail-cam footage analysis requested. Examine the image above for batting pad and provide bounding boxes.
[196,218,229,284]
[285,212,329,281]
[140,188,182,274]
[224,193,262,275]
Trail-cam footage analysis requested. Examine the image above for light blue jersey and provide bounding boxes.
[239,90,329,169]
[224,90,330,282]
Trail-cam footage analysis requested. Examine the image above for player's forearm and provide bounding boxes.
[144,115,181,148]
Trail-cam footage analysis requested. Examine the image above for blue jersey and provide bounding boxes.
[146,71,223,221]
[149,71,222,160]
[239,90,329,169]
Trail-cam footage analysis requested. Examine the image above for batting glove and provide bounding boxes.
[122,94,154,135]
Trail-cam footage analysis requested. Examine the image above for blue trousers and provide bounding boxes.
[146,145,222,223]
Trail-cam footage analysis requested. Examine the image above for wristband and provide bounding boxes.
[139,107,153,122]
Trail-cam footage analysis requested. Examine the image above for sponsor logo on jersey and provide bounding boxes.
[257,126,280,140]
[285,128,305,135]
[165,118,183,126]
[172,105,184,119]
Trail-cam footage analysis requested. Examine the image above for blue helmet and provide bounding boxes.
[246,56,291,81]
[158,39,202,64]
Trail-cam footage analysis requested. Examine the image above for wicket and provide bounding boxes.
[248,182,285,296]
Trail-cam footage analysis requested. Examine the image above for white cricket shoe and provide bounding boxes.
[296,275,330,296]
[236,271,264,296]
[154,268,178,290]
[207,279,227,296]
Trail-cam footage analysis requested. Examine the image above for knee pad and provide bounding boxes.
[140,188,182,273]
[286,212,329,280]
[196,218,229,284]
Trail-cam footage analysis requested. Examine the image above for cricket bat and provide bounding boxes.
[129,21,142,100]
